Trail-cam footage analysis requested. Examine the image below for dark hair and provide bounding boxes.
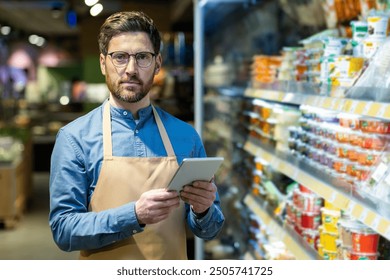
[98,11,161,55]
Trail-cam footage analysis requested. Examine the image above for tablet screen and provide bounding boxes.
[167,157,224,191]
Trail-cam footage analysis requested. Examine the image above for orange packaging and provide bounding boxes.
[360,134,388,150]
[350,252,378,260]
[357,150,380,166]
[359,118,390,134]
[351,228,379,253]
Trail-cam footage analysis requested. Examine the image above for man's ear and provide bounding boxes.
[100,54,106,75]
[154,54,162,75]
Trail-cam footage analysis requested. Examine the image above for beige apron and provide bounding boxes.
[79,102,187,260]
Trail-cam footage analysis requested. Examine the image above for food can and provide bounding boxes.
[302,229,319,250]
[301,211,321,230]
[350,252,378,260]
[320,231,339,252]
[351,227,379,254]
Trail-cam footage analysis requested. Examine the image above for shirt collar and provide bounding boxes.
[110,104,153,122]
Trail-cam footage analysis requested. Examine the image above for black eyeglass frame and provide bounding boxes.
[107,51,156,68]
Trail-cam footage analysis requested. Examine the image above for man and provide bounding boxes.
[49,11,224,260]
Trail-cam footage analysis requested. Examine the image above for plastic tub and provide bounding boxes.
[321,208,341,233]
[351,227,379,254]
[350,252,378,260]
[301,211,321,230]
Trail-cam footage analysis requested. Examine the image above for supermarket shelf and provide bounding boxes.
[244,194,320,260]
[244,137,390,240]
[245,88,390,120]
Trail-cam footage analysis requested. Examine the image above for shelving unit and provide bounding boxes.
[244,137,390,240]
[244,194,320,260]
[245,87,390,120]
[195,0,390,260]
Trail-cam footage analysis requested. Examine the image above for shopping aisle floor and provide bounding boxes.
[0,172,78,260]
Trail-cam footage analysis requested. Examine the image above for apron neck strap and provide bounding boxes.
[151,106,175,156]
[102,101,175,158]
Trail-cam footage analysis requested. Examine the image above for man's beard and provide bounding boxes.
[112,86,147,103]
[107,75,149,104]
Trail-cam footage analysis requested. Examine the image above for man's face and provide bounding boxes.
[100,32,161,104]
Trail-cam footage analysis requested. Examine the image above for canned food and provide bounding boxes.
[302,229,320,249]
[301,193,323,213]
[301,211,321,229]
[322,249,339,260]
[350,252,378,260]
[337,218,362,247]
[351,227,379,254]
[320,229,339,252]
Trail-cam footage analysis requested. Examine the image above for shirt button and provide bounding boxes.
[123,111,128,116]
[132,230,137,234]
[135,130,139,134]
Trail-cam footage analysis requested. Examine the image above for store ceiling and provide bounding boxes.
[0,0,192,36]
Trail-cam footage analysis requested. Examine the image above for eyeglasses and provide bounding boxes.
[107,51,156,68]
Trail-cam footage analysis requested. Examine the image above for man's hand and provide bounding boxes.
[179,181,216,215]
[135,189,180,225]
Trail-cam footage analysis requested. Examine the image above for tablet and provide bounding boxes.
[167,157,224,192]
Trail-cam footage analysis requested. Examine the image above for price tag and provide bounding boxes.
[371,216,381,231]
[371,162,389,182]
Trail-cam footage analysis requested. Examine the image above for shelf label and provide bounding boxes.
[368,103,382,117]
[343,100,353,111]
[371,162,388,182]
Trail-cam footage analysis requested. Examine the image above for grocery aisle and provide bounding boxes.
[0,172,78,260]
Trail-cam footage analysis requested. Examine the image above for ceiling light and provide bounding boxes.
[85,0,99,7]
[0,25,11,35]
[90,3,103,16]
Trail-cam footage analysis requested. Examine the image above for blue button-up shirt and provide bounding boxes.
[49,101,225,252]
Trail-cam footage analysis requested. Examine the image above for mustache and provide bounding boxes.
[120,76,141,84]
